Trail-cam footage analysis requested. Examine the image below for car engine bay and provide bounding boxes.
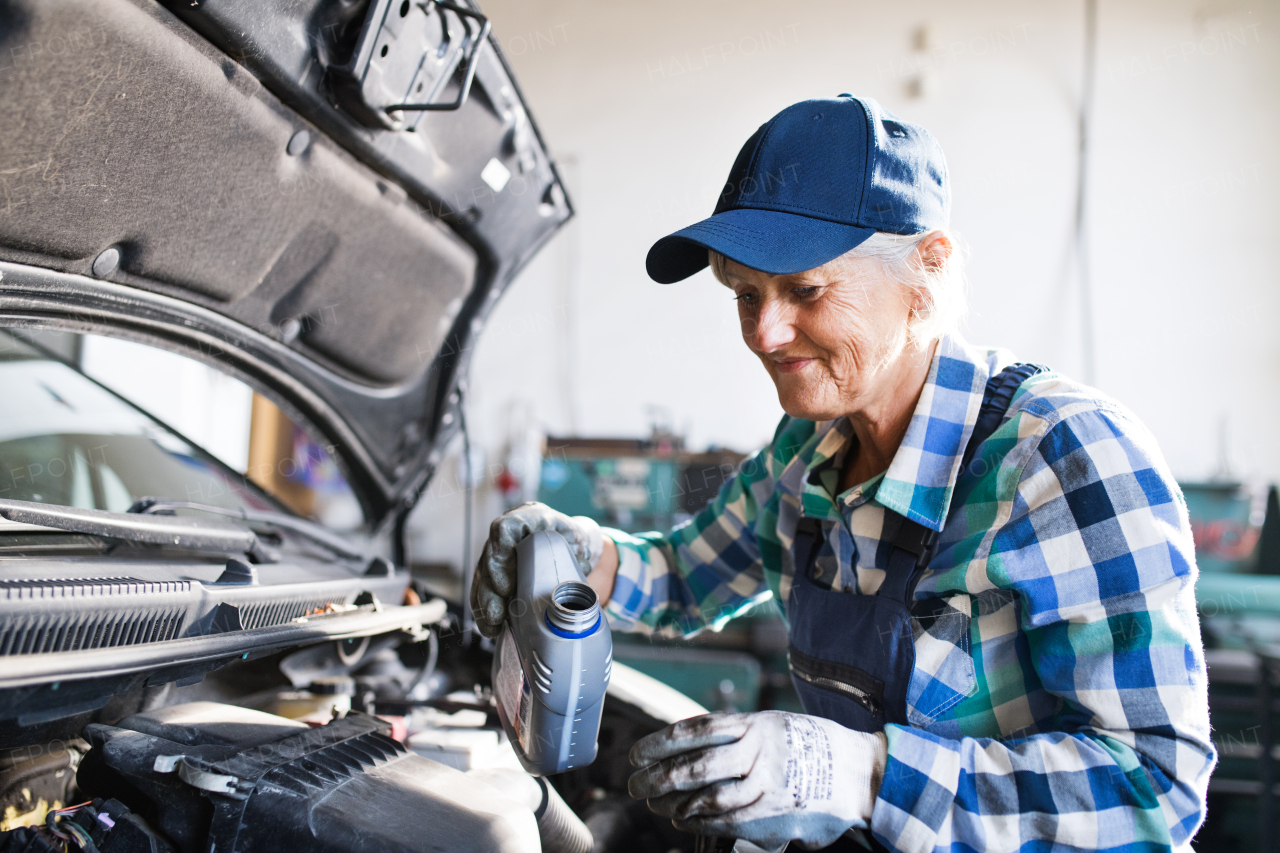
[0,598,707,853]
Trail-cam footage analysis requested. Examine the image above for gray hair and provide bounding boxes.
[708,229,967,346]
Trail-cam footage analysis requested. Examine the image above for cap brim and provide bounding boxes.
[645,207,876,284]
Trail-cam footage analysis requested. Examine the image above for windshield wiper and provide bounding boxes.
[0,498,276,562]
[128,498,366,562]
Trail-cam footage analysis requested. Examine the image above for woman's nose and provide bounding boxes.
[745,300,795,352]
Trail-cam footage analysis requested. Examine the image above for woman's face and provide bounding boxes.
[724,253,924,422]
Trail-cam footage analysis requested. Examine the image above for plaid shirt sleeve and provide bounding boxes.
[602,418,800,637]
[872,400,1215,852]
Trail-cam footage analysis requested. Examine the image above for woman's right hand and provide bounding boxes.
[470,502,606,638]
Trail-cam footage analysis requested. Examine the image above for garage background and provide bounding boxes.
[74,0,1277,609]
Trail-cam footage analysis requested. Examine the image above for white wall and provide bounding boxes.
[456,0,1279,497]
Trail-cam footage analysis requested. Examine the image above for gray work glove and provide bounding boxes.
[628,711,887,851]
[470,502,605,638]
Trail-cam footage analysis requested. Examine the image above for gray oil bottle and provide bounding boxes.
[492,531,612,776]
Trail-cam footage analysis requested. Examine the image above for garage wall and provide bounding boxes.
[459,0,1278,479]
[398,0,1279,572]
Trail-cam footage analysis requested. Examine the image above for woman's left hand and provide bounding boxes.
[627,711,887,851]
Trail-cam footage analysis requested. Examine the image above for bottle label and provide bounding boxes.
[494,629,531,752]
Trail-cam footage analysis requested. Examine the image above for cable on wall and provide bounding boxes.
[1075,0,1099,386]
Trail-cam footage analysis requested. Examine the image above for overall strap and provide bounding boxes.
[881,362,1048,602]
[793,516,824,576]
[877,512,936,602]
[959,362,1049,475]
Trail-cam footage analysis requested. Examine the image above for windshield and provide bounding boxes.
[0,332,275,515]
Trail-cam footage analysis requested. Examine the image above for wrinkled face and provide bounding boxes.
[723,254,923,422]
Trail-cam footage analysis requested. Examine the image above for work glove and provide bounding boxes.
[628,711,887,851]
[470,502,605,638]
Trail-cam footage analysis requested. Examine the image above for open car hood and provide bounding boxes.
[0,0,571,528]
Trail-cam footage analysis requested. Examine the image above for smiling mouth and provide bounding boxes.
[773,357,814,374]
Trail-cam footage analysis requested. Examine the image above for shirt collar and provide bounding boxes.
[802,335,1010,531]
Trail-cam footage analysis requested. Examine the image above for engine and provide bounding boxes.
[75,702,545,853]
[0,596,705,853]
[0,647,695,853]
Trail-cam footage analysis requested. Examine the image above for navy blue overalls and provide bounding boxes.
[783,365,1045,850]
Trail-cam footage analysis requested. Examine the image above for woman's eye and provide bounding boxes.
[791,286,819,299]
[734,292,757,304]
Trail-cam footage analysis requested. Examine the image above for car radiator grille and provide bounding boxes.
[0,609,188,655]
[0,578,362,655]
[0,577,190,655]
[238,596,350,630]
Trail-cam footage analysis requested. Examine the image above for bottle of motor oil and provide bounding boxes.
[492,531,612,776]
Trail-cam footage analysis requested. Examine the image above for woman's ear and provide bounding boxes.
[916,231,953,274]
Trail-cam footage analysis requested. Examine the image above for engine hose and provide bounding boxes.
[467,768,593,853]
[532,775,592,853]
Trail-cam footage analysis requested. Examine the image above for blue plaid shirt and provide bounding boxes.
[604,335,1214,852]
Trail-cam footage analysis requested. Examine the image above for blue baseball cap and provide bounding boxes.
[646,94,950,284]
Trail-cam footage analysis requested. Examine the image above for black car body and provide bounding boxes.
[0,3,702,851]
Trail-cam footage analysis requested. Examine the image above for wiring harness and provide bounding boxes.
[0,797,170,853]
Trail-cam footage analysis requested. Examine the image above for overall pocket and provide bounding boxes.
[788,644,885,718]
[906,593,976,726]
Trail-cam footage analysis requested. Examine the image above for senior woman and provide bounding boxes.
[471,94,1214,852]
